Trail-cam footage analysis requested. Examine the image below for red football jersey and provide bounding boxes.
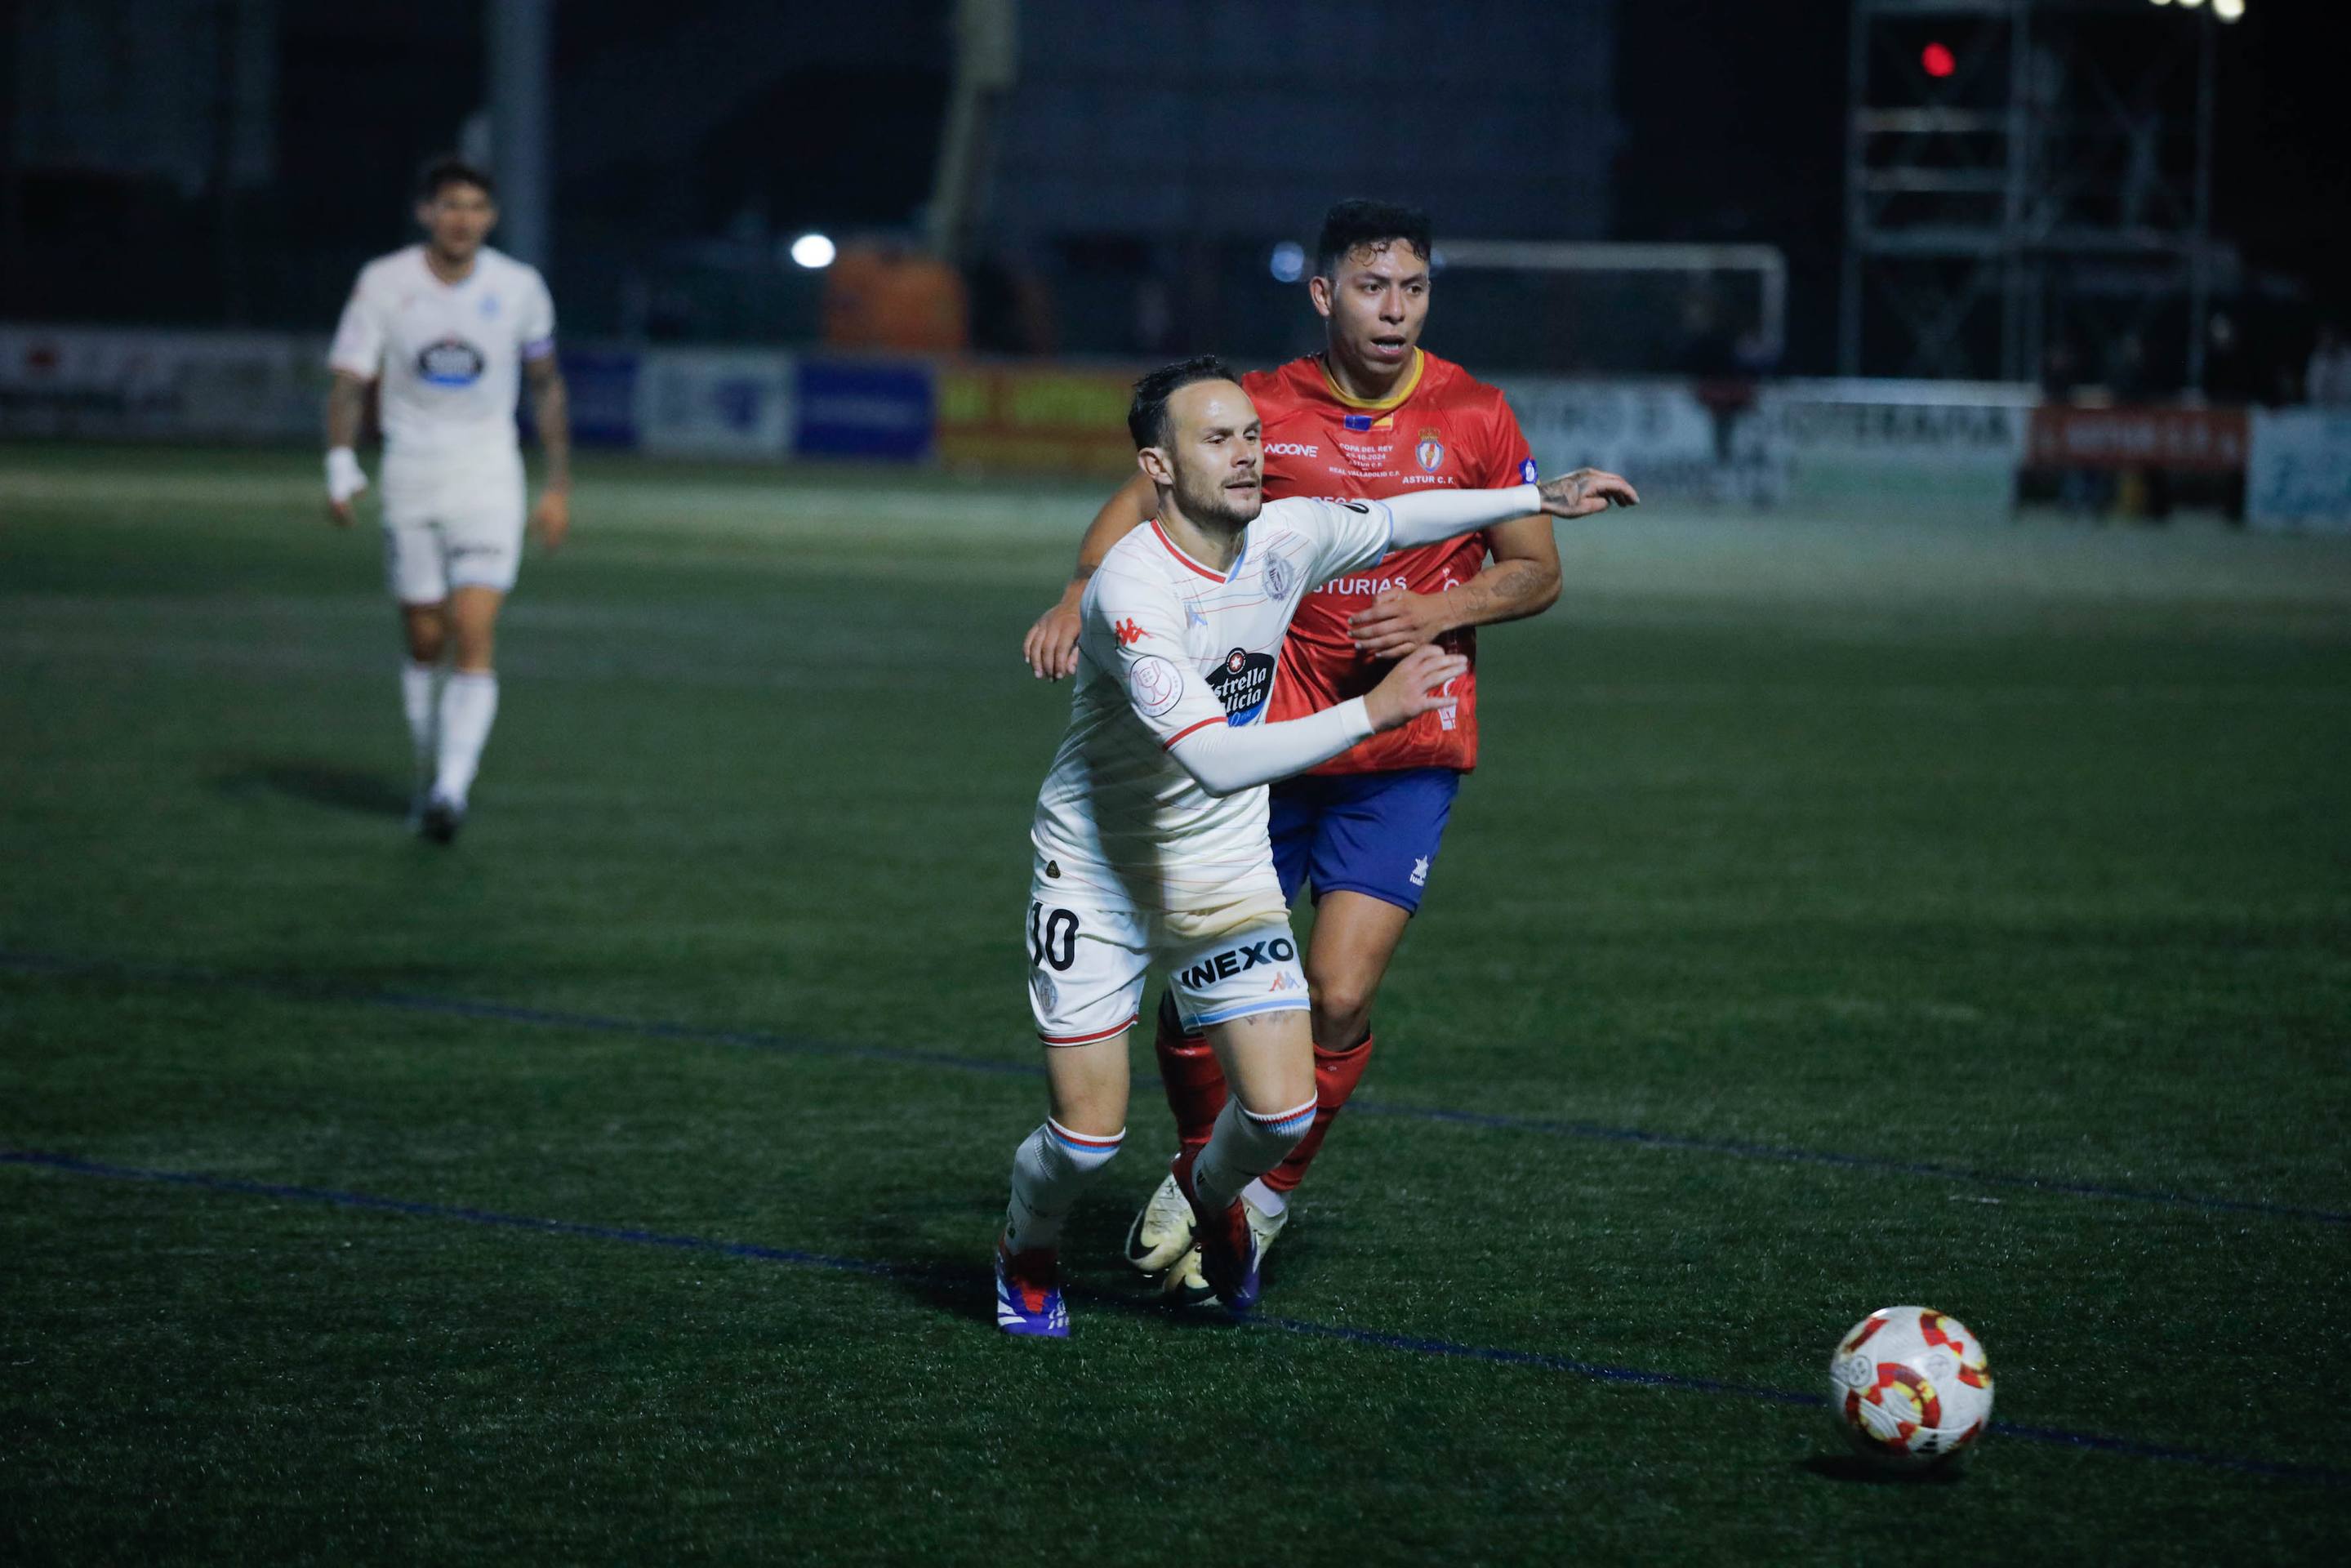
[1245,350,1538,774]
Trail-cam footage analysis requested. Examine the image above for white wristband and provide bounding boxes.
[326,447,368,504]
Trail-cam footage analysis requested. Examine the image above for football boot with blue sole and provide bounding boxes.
[994,1241,1070,1338]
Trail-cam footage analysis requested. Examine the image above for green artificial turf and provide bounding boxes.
[3,444,2347,1562]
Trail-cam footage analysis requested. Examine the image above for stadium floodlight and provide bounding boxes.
[2148,0,2172,8]
[2214,0,2244,20]
[789,232,837,270]
[2177,0,2203,10]
[1269,242,1306,283]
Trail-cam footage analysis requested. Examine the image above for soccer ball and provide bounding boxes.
[1828,1306,1994,1470]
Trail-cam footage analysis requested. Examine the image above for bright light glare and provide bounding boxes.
[2149,0,2171,8]
[790,232,836,270]
[1269,241,1305,283]
[2214,0,2244,20]
[2178,0,2203,10]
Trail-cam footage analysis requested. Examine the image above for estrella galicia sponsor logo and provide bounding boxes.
[416,336,487,387]
[1178,935,1297,989]
[1207,645,1276,724]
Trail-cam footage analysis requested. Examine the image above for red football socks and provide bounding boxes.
[1154,994,1227,1152]
[1259,1030,1375,1194]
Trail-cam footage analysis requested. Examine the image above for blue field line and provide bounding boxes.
[5,947,2345,1227]
[5,1146,2344,1488]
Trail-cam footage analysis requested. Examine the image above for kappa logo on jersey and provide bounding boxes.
[1416,429,1446,473]
[1129,655,1183,718]
[1178,935,1298,989]
[1113,617,1149,647]
[1266,442,1319,457]
[1207,646,1276,725]
[416,336,488,387]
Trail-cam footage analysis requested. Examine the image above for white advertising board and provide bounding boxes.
[633,349,795,458]
[0,325,327,440]
[1496,378,1786,506]
[2247,408,2351,534]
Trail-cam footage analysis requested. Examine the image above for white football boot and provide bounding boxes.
[1123,1171,1198,1273]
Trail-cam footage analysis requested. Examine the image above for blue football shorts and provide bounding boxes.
[1267,767,1463,915]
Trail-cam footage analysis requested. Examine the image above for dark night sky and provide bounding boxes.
[1614,0,2351,370]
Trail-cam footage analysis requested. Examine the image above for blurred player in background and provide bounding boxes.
[1021,201,1561,1299]
[995,355,1633,1335]
[324,155,572,844]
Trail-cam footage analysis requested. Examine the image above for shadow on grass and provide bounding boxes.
[222,760,409,819]
[861,1196,1250,1334]
[1800,1454,1968,1486]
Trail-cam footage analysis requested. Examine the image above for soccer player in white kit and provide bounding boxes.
[995,356,1636,1335]
[323,156,572,843]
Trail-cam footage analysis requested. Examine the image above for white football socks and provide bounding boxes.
[1003,1119,1124,1253]
[1242,1178,1287,1217]
[433,670,500,806]
[400,662,439,782]
[1194,1096,1316,1216]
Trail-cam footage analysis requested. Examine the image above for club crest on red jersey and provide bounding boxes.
[1415,428,1445,473]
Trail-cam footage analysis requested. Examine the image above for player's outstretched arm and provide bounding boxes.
[524,353,572,551]
[323,371,372,527]
[1022,470,1156,681]
[1169,646,1468,797]
[1381,470,1638,553]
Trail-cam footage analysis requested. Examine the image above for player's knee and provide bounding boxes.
[402,605,446,660]
[1307,980,1375,1047]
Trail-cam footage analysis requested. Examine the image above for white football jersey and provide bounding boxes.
[1031,495,1396,915]
[327,244,554,466]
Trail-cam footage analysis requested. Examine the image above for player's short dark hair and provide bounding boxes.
[1129,354,1240,448]
[416,154,495,203]
[1315,199,1433,280]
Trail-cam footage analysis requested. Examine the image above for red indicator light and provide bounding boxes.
[1921,42,1957,78]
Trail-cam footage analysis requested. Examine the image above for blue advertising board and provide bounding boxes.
[793,359,933,461]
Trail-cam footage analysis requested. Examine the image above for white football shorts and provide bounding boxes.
[1025,860,1309,1045]
[379,457,527,604]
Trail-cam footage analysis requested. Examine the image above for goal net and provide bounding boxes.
[1426,242,1788,378]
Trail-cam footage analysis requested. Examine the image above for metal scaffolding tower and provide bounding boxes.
[1841,0,2236,388]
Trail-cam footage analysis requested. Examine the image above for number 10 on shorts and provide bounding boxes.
[1029,902,1078,972]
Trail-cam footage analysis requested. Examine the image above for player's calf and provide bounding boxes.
[1152,988,1227,1152]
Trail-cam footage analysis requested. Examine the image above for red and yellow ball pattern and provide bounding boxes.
[1829,1307,1995,1469]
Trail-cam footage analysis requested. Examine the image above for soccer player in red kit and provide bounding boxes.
[1022,200,1610,1302]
